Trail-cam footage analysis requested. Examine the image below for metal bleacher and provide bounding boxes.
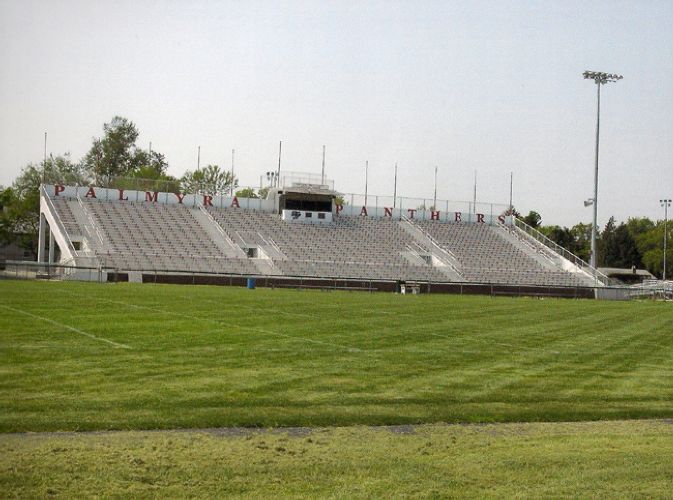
[414,220,594,287]
[208,208,448,281]
[45,195,598,287]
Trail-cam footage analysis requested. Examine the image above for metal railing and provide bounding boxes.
[513,217,612,286]
[400,215,463,276]
[76,194,106,250]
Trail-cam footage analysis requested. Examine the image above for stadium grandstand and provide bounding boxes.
[32,174,609,296]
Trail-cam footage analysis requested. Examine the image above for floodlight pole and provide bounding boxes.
[583,70,622,270]
[591,81,601,270]
[662,199,671,280]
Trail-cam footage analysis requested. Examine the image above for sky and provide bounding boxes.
[1,0,672,227]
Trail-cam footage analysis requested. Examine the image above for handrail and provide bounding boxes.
[197,203,239,249]
[400,215,463,276]
[513,217,612,286]
[76,195,105,248]
[40,186,77,254]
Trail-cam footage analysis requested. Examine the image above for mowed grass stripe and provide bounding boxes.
[3,421,673,498]
[1,280,673,431]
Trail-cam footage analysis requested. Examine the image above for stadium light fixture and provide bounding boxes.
[584,198,594,207]
[583,70,623,270]
[661,198,671,280]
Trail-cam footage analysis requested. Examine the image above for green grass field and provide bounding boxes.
[2,279,673,496]
[3,421,673,498]
[1,279,672,432]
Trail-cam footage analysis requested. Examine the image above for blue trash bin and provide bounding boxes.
[247,277,256,289]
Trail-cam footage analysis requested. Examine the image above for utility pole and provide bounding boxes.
[231,149,235,196]
[365,160,369,206]
[321,145,326,185]
[509,171,513,214]
[433,166,438,210]
[277,141,282,187]
[42,132,47,184]
[472,170,477,213]
[393,163,398,209]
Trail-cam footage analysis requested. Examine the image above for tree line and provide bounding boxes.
[1,116,670,277]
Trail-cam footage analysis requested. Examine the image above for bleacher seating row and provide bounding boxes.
[46,196,595,286]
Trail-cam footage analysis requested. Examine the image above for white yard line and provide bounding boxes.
[60,294,361,353]
[0,305,132,350]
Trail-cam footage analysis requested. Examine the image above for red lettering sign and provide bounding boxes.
[384,207,393,217]
[175,192,185,204]
[54,185,65,196]
[85,187,96,199]
[360,206,368,216]
[498,214,506,224]
[230,197,240,208]
[336,204,343,214]
[431,211,440,221]
[477,213,485,223]
[407,209,416,219]
[203,195,213,207]
[454,212,461,222]
[118,189,128,201]
[145,191,159,202]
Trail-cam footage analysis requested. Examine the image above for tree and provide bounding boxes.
[41,154,90,186]
[502,206,521,218]
[180,165,237,195]
[0,187,39,258]
[633,220,672,278]
[81,116,145,184]
[522,210,541,229]
[602,223,642,268]
[1,155,90,259]
[113,164,180,193]
[569,223,592,262]
[258,187,270,199]
[540,225,575,250]
[235,187,258,198]
[597,217,616,267]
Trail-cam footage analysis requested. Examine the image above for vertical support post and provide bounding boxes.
[48,229,55,264]
[37,213,46,263]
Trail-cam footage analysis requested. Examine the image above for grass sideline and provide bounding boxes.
[1,280,672,432]
[2,420,673,497]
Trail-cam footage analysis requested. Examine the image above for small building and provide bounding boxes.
[598,267,655,285]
